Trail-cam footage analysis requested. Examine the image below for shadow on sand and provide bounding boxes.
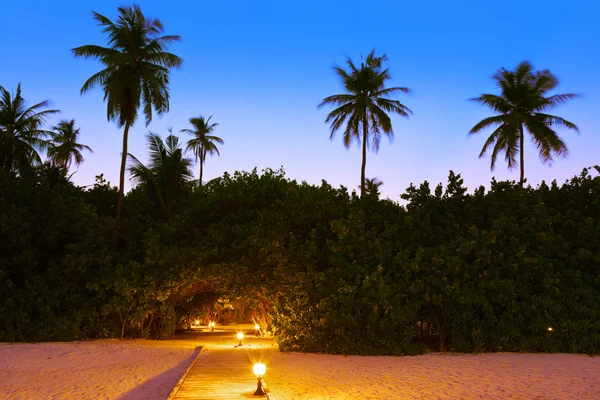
[118,345,202,400]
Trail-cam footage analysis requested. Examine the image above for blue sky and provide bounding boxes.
[2,0,599,199]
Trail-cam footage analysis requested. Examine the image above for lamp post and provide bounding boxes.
[237,332,244,346]
[253,363,266,396]
[254,324,260,337]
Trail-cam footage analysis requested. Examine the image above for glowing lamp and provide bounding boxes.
[547,327,553,332]
[194,320,199,325]
[253,363,266,396]
[237,332,244,346]
[254,324,261,337]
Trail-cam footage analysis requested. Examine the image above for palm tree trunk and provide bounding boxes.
[199,151,204,188]
[519,124,525,187]
[116,122,130,220]
[361,117,368,196]
[5,155,12,173]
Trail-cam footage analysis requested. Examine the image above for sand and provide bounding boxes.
[261,351,600,399]
[1,327,599,399]
[0,338,201,399]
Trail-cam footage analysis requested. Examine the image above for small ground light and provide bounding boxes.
[547,327,553,332]
[254,324,260,337]
[209,321,215,331]
[253,363,266,396]
[237,332,244,346]
[194,320,199,325]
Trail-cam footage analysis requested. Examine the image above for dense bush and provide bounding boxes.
[1,166,599,354]
[0,167,114,340]
[270,170,600,354]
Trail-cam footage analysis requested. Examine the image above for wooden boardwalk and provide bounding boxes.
[168,337,269,399]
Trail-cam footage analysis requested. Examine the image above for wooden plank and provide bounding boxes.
[167,346,205,400]
[170,344,267,399]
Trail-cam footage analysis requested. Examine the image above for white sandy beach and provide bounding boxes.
[261,351,600,399]
[2,327,599,399]
[0,338,201,399]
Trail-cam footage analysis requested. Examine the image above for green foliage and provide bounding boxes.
[72,5,183,129]
[470,61,579,184]
[181,115,223,187]
[1,165,599,355]
[0,84,59,173]
[0,166,114,340]
[48,119,92,171]
[128,132,194,217]
[159,167,600,355]
[319,49,412,196]
[364,177,383,198]
[73,4,183,219]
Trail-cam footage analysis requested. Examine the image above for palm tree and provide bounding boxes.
[470,61,579,186]
[364,177,383,197]
[0,84,59,173]
[319,49,412,196]
[48,119,93,170]
[72,4,183,220]
[128,131,193,216]
[181,116,223,187]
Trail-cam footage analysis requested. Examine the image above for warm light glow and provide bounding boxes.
[209,322,215,327]
[237,332,244,340]
[547,327,553,332]
[194,320,199,325]
[254,324,260,330]
[253,363,266,377]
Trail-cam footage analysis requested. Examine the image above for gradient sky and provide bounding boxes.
[2,0,599,199]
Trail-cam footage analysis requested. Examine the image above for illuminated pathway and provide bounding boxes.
[168,327,274,399]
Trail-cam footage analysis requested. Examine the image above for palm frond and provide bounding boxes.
[471,61,578,178]
[534,113,579,133]
[80,68,114,94]
[318,94,356,108]
[181,116,223,164]
[142,52,183,69]
[469,94,512,114]
[71,45,119,60]
[48,119,92,169]
[205,135,224,145]
[469,115,507,134]
[375,98,412,117]
[525,120,569,164]
[534,93,579,112]
[372,87,411,97]
[127,130,193,213]
[0,84,60,172]
[478,123,506,165]
[320,50,412,158]
[74,5,181,129]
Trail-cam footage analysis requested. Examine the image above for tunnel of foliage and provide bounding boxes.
[1,165,599,354]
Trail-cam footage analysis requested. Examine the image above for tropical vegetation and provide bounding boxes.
[319,49,412,196]
[364,177,383,197]
[470,61,579,185]
[128,131,194,217]
[72,4,183,220]
[181,116,223,188]
[0,84,59,173]
[1,5,596,358]
[1,165,599,355]
[48,119,92,171]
